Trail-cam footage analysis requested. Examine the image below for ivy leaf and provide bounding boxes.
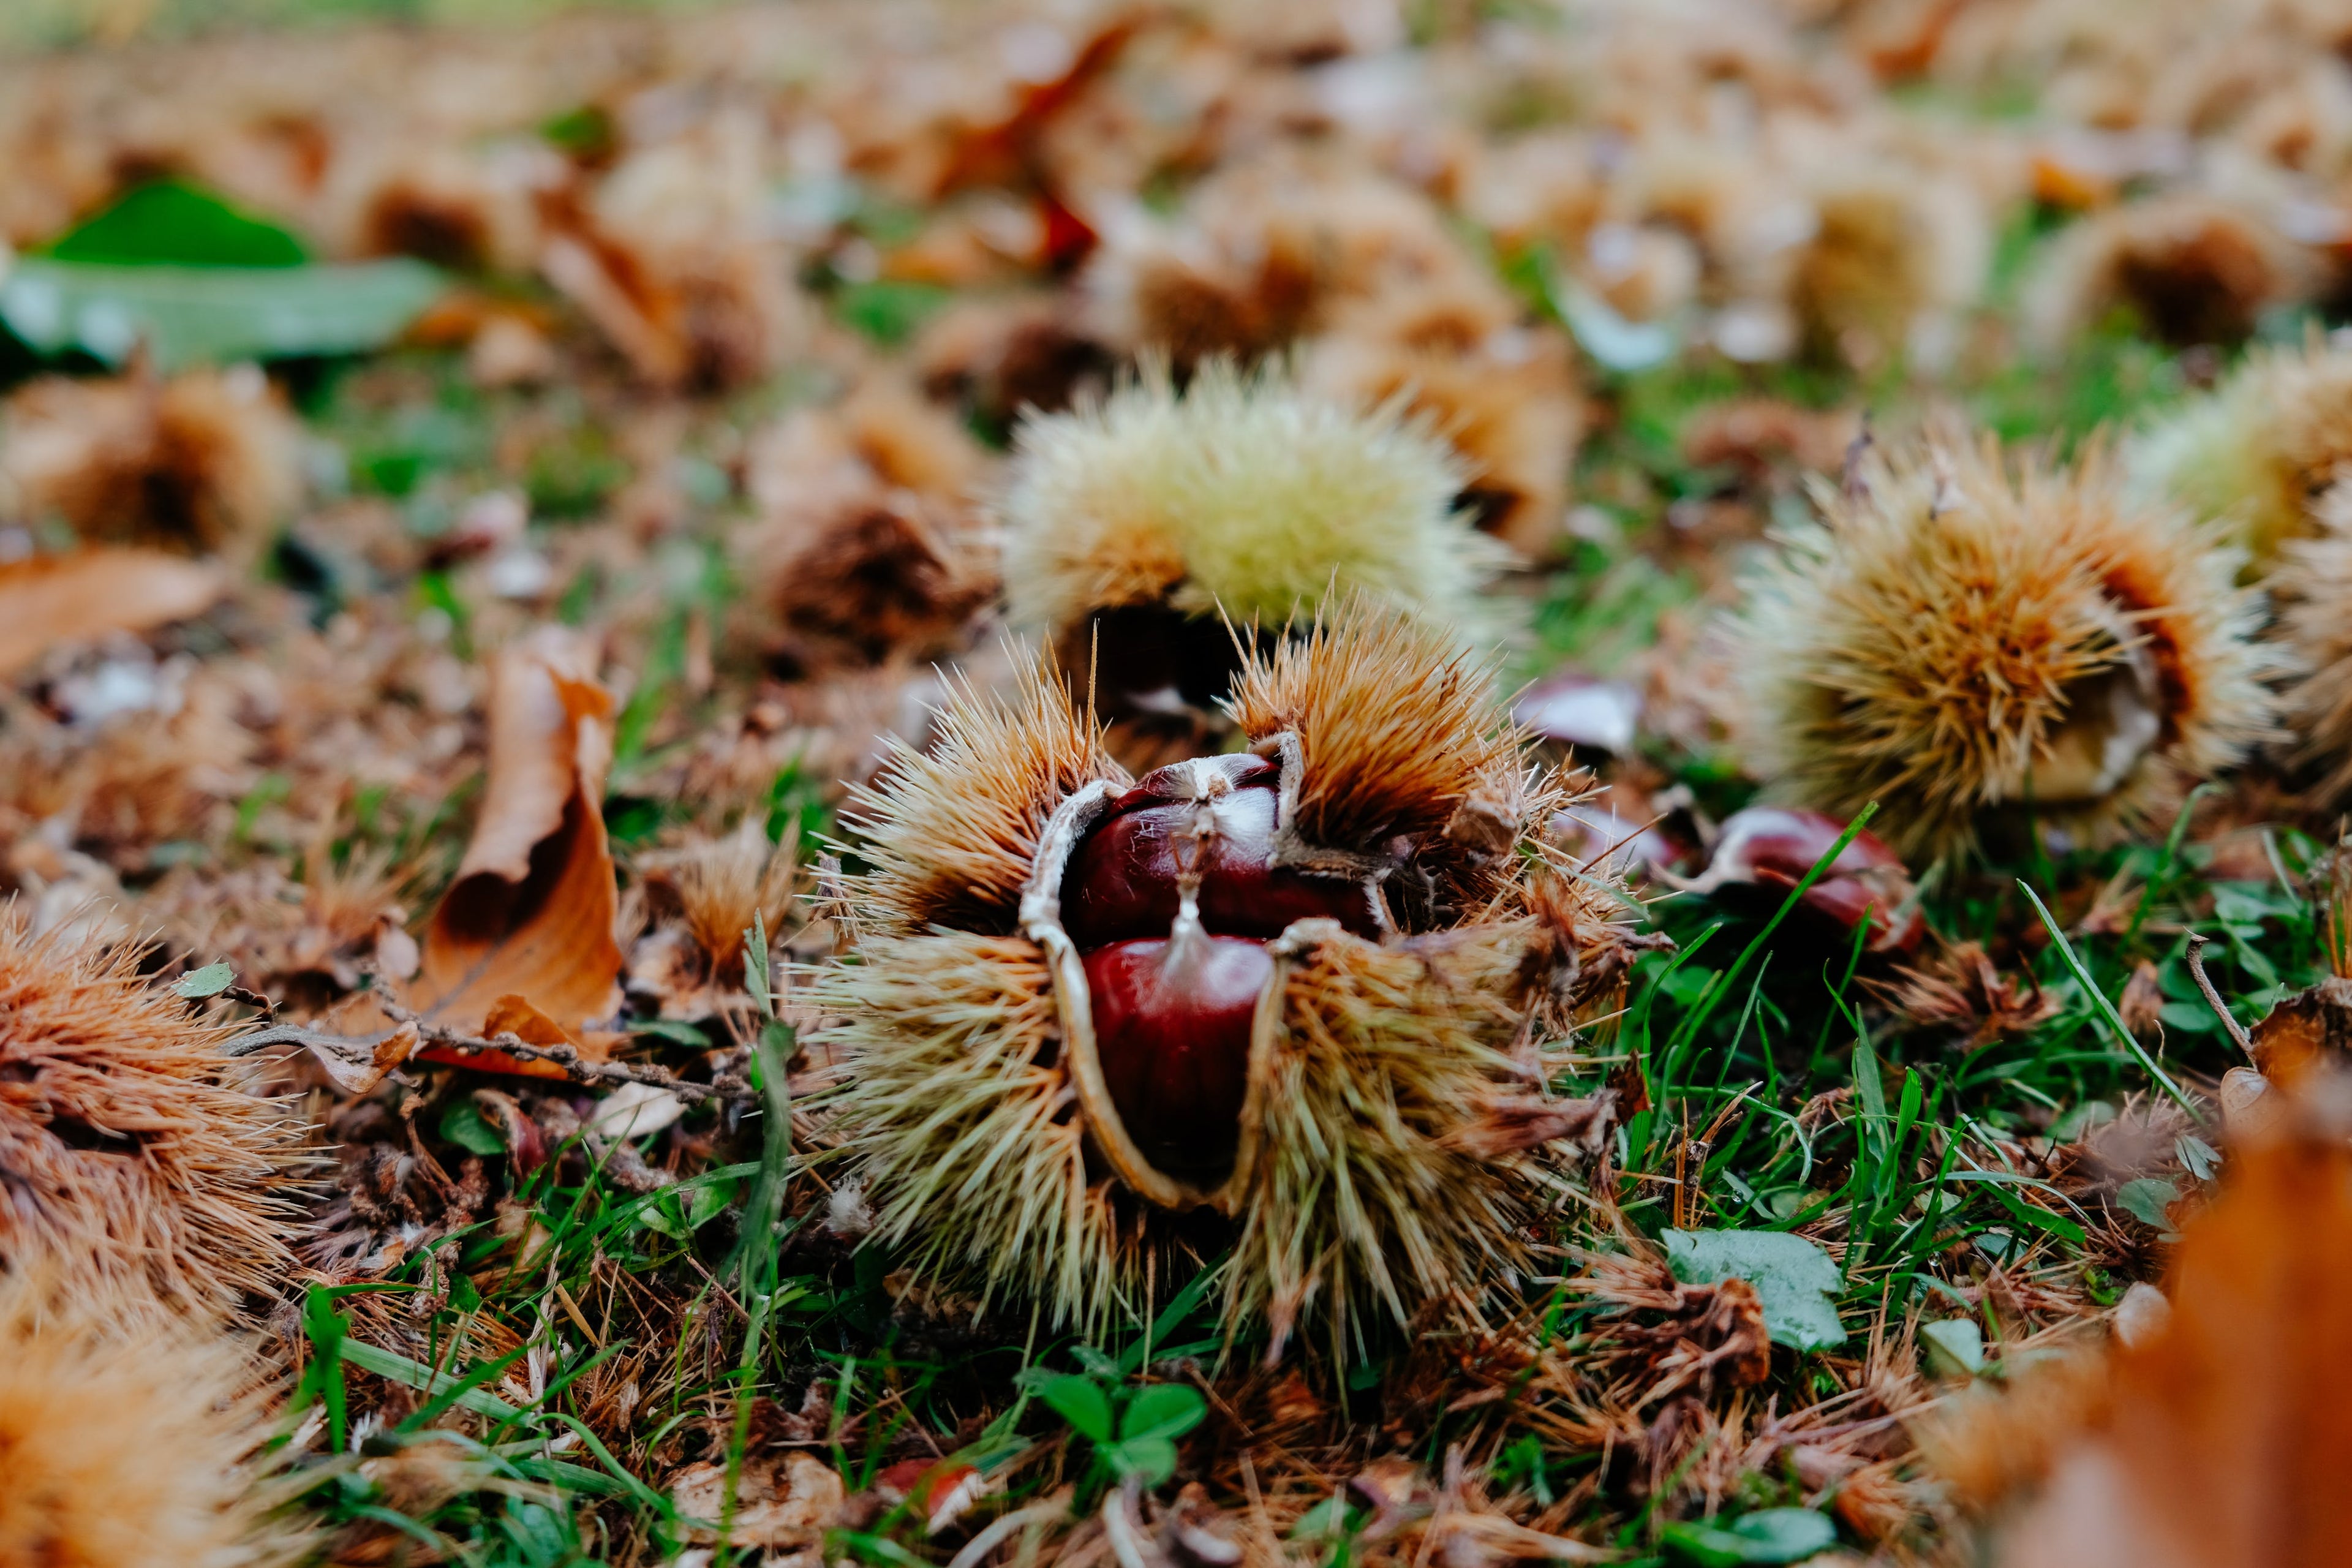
[2176,1135,2222,1183]
[44,181,310,268]
[173,962,235,998]
[1664,1229,1845,1351]
[639,1179,736,1240]
[1106,1433,1178,1487]
[633,1019,712,1049]
[1920,1317,1985,1379]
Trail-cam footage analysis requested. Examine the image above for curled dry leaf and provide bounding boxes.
[228,1017,418,1095]
[0,549,224,679]
[1989,1106,2352,1567]
[2247,974,2352,1088]
[407,629,624,1075]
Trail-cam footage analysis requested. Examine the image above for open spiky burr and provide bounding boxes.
[813,601,1636,1356]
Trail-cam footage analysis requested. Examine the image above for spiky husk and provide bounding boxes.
[812,929,1190,1330]
[2026,192,2308,350]
[1226,919,1546,1361]
[2130,336,2352,562]
[0,909,312,1311]
[1727,431,2273,863]
[1084,160,1483,371]
[1785,160,1986,370]
[1228,599,1520,858]
[843,651,1125,937]
[2275,484,2352,801]
[993,360,1502,643]
[0,367,300,560]
[0,1259,296,1568]
[817,604,1629,1345]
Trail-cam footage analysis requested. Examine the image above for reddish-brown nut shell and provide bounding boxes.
[1082,934,1272,1184]
[1060,754,1382,945]
[1670,804,1925,956]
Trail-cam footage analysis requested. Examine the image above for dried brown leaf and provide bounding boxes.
[0,549,224,679]
[407,629,622,1074]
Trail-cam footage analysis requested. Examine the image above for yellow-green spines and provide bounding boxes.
[994,360,1504,641]
[1727,431,2275,864]
[2130,336,2352,564]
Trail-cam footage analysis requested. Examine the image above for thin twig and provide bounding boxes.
[227,1000,761,1106]
[2183,932,2256,1061]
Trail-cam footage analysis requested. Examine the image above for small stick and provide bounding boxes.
[228,1001,761,1106]
[2184,932,2256,1061]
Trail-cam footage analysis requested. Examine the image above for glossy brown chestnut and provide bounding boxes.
[1082,934,1272,1183]
[1060,755,1381,946]
[1670,804,1924,956]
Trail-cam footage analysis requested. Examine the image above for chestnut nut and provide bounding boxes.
[1057,753,1383,1187]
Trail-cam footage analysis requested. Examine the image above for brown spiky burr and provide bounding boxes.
[0,1257,299,1568]
[0,366,300,562]
[2274,482,2352,802]
[1724,428,2274,864]
[0,910,312,1313]
[815,600,1638,1356]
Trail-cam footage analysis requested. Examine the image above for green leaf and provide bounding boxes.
[173,962,235,998]
[2177,1134,2221,1182]
[1980,1182,2087,1248]
[540,104,616,160]
[1,255,444,371]
[1920,1317,1985,1378]
[1107,1433,1178,1487]
[45,181,308,267]
[633,1019,712,1048]
[1660,963,1719,1008]
[1038,1374,1115,1442]
[639,1179,736,1241]
[1663,1229,1845,1351]
[1287,1496,1355,1542]
[2117,1177,2182,1230]
[439,1099,507,1158]
[2158,1000,2218,1034]
[2019,881,2196,1113]
[742,911,772,1020]
[833,279,949,345]
[1120,1382,1206,1443]
[1662,1508,1838,1565]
